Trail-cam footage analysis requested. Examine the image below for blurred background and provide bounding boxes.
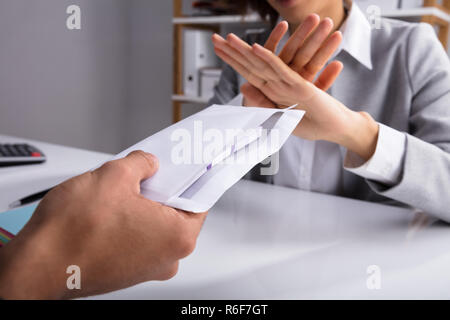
[0,0,449,154]
[0,0,173,153]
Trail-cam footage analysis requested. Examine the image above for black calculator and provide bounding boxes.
[0,143,46,167]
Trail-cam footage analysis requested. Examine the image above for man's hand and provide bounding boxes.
[0,151,207,299]
[213,14,343,107]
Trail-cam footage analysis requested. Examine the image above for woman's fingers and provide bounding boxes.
[300,31,343,82]
[264,20,289,52]
[314,61,344,91]
[289,18,334,74]
[214,33,277,81]
[227,34,278,80]
[212,34,249,69]
[214,47,266,88]
[213,47,248,78]
[215,32,283,82]
[252,43,297,85]
[279,13,320,64]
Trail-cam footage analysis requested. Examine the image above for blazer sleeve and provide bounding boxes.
[367,23,450,221]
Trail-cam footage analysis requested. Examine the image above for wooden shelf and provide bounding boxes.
[173,7,450,25]
[172,94,210,104]
[173,13,263,25]
[383,7,450,22]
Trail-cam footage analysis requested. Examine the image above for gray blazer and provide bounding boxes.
[209,17,450,221]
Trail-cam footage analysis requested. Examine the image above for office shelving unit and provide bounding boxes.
[419,0,450,46]
[172,0,266,123]
[173,13,262,25]
[172,0,450,123]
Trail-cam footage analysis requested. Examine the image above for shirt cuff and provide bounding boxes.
[227,93,244,106]
[344,123,406,186]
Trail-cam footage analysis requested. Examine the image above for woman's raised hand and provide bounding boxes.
[212,15,380,161]
[212,14,343,107]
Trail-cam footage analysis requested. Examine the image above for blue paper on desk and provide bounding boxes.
[0,204,38,237]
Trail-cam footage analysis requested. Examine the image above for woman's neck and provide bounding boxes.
[288,1,347,34]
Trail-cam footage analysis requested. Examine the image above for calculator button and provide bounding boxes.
[31,152,42,157]
[15,144,29,156]
[25,145,37,153]
[0,145,9,157]
[5,145,19,157]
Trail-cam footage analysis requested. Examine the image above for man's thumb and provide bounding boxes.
[122,150,159,181]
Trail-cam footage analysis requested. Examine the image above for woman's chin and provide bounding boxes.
[274,0,298,9]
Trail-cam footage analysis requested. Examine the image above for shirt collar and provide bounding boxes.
[275,0,373,70]
[338,0,373,70]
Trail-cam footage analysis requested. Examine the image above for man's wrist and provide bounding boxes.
[0,244,26,299]
[0,233,64,299]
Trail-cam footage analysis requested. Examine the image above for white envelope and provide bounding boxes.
[110,105,305,212]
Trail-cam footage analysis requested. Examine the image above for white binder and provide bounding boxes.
[183,29,219,97]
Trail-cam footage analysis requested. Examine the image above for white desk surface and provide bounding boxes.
[1,135,449,299]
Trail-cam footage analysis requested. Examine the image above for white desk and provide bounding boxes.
[1,135,449,299]
[0,135,110,212]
